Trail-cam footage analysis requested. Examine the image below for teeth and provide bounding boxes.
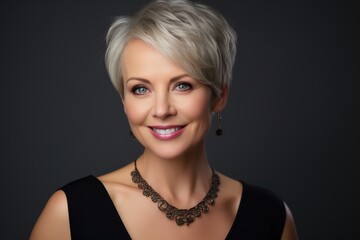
[153,127,180,135]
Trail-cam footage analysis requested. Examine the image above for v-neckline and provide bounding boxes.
[92,175,245,239]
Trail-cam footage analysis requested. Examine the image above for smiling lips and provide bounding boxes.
[149,125,186,140]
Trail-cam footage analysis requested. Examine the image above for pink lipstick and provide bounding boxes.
[149,125,186,140]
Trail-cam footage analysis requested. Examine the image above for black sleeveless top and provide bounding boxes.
[61,175,285,239]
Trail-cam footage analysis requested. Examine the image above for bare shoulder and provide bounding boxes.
[30,164,135,240]
[30,190,70,240]
[281,203,299,240]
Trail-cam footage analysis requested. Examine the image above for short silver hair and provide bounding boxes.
[105,0,237,98]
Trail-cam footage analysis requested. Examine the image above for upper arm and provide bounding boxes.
[280,203,299,240]
[30,190,71,240]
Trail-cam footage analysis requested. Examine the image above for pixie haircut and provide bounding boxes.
[105,0,237,98]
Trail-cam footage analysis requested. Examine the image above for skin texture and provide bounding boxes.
[30,39,298,240]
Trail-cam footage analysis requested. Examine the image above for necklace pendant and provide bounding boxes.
[175,210,187,226]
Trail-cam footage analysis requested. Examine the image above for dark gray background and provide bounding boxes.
[1,0,359,239]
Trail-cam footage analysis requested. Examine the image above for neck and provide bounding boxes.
[135,144,213,208]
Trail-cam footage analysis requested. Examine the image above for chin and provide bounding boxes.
[146,139,205,160]
[149,148,187,160]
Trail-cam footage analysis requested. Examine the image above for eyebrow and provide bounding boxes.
[126,74,190,84]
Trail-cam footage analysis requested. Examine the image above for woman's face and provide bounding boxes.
[121,39,225,159]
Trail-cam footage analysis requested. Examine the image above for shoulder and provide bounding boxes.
[30,175,104,240]
[241,182,298,240]
[241,182,286,225]
[218,174,285,223]
[60,175,101,196]
[242,182,285,210]
[60,161,135,199]
[281,203,299,240]
[30,190,70,240]
[224,180,288,239]
[96,162,138,199]
[30,165,134,240]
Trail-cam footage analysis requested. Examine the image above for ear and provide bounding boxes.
[212,85,229,112]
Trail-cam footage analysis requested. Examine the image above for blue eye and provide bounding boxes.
[132,86,149,95]
[175,82,192,91]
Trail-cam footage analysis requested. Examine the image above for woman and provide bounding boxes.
[30,0,298,239]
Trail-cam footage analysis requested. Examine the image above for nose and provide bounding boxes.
[152,92,176,119]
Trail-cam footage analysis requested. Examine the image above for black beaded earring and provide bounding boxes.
[215,112,223,136]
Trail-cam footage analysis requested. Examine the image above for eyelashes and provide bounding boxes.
[131,86,149,95]
[174,82,192,91]
[130,82,193,95]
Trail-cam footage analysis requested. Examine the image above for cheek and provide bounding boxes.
[123,100,148,125]
[178,92,212,121]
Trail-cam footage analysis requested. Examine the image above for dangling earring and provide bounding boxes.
[215,112,223,136]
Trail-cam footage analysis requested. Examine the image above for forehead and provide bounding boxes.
[121,39,186,80]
